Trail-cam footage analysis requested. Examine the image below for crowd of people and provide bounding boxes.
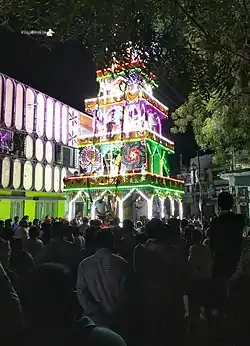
[0,191,249,346]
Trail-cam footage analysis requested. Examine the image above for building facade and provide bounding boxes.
[0,73,92,221]
[180,154,229,218]
[221,169,250,218]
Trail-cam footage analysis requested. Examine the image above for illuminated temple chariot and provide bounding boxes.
[64,49,184,221]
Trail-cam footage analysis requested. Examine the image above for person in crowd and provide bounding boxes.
[168,217,180,235]
[21,215,29,222]
[22,263,126,346]
[188,228,214,329]
[227,230,250,346]
[0,238,11,270]
[5,219,12,229]
[111,217,123,254]
[119,219,137,262]
[0,262,23,341]
[203,228,211,247]
[35,222,80,284]
[24,226,44,258]
[136,221,143,233]
[90,218,102,228]
[70,218,78,227]
[210,192,244,313]
[71,225,85,250]
[15,220,29,243]
[0,220,4,234]
[134,220,147,245]
[0,237,19,292]
[184,225,195,247]
[168,218,189,279]
[210,192,244,279]
[10,238,36,280]
[133,219,185,346]
[80,226,99,260]
[1,218,14,241]
[77,229,127,328]
[180,218,189,236]
[95,197,108,223]
[41,218,52,245]
[79,216,89,235]
[64,224,75,242]
[32,218,40,227]
[12,216,19,232]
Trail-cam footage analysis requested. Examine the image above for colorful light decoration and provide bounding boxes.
[122,141,147,171]
[79,146,101,172]
[64,48,184,220]
[77,130,175,153]
[85,90,168,119]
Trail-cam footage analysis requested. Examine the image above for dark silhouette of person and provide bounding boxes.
[210,191,244,313]
[210,192,244,280]
[10,239,36,280]
[21,263,126,346]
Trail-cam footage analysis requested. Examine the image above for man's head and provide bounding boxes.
[113,217,120,227]
[146,218,165,239]
[29,226,40,239]
[191,228,203,245]
[51,222,64,239]
[14,216,19,223]
[84,226,99,248]
[218,191,233,211]
[22,215,29,221]
[123,219,134,232]
[0,220,4,229]
[136,221,143,228]
[70,226,80,237]
[168,217,180,237]
[0,238,11,269]
[95,229,114,251]
[5,219,12,228]
[70,219,78,227]
[33,218,40,226]
[90,219,102,228]
[180,218,189,232]
[44,216,52,224]
[184,225,195,243]
[82,217,89,224]
[19,220,28,229]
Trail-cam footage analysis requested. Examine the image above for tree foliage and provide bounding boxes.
[0,0,194,75]
[1,0,250,165]
[170,0,250,166]
[172,87,250,167]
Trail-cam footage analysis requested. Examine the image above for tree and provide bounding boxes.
[172,87,250,167]
[170,0,250,166]
[0,0,194,75]
[2,0,250,166]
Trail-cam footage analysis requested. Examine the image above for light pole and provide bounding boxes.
[197,150,203,224]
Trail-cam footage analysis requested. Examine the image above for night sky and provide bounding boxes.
[0,27,198,175]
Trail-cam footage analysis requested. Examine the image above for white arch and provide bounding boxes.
[178,200,183,220]
[91,189,113,219]
[119,188,153,221]
[68,191,82,220]
[169,196,175,216]
[159,197,165,219]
